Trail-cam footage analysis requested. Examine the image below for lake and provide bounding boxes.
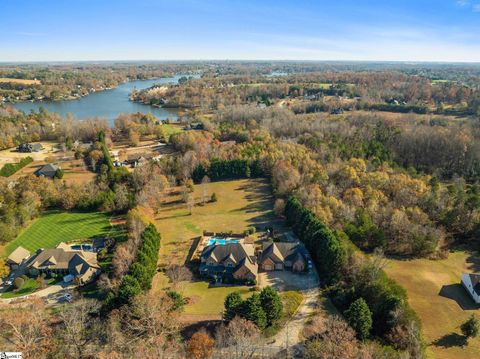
[12,75,185,123]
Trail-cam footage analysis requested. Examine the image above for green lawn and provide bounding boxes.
[4,211,111,256]
[1,278,39,298]
[182,281,254,316]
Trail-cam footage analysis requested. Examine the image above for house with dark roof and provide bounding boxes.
[24,244,101,285]
[461,273,480,304]
[17,143,44,153]
[200,242,258,283]
[34,163,59,179]
[259,242,307,272]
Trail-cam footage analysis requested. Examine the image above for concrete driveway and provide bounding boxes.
[259,268,321,355]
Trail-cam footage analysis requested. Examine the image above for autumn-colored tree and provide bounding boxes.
[186,329,215,359]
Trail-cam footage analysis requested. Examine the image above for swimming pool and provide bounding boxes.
[207,238,240,246]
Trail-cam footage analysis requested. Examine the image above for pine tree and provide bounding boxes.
[224,291,242,322]
[242,293,267,329]
[344,298,373,340]
[260,286,283,326]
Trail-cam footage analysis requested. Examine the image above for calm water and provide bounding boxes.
[12,75,185,123]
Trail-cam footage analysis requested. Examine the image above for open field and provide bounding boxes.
[2,211,111,256]
[385,250,480,359]
[0,78,41,85]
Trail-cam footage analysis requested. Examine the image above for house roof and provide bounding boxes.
[468,273,480,296]
[261,242,307,264]
[25,247,99,274]
[34,163,59,178]
[202,242,255,265]
[7,246,30,264]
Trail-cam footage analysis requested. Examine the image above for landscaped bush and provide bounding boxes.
[0,156,33,177]
[14,277,25,289]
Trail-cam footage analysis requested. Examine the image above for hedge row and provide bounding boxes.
[116,224,161,306]
[0,156,33,177]
[192,159,263,183]
[284,197,423,354]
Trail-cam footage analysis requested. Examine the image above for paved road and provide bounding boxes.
[0,282,76,305]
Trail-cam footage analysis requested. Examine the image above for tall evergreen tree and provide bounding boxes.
[344,298,373,340]
[260,286,283,326]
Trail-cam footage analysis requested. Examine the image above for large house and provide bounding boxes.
[259,242,307,272]
[461,273,480,304]
[7,243,101,285]
[199,240,308,284]
[200,242,258,283]
[34,163,60,179]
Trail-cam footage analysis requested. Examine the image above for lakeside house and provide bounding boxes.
[461,273,480,304]
[34,163,60,179]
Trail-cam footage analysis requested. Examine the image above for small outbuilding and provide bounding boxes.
[461,273,480,304]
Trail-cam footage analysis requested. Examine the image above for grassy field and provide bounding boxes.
[385,250,480,359]
[181,281,253,316]
[152,178,287,317]
[3,211,111,256]
[0,78,41,85]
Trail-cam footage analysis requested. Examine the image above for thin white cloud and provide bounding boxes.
[474,4,480,11]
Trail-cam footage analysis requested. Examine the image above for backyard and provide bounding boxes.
[385,250,480,359]
[2,211,111,256]
[152,178,288,318]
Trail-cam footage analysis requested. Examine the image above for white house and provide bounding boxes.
[461,273,480,304]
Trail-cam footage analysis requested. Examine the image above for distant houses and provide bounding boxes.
[17,143,44,153]
[461,273,480,304]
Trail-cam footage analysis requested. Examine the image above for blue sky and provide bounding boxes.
[1,0,480,62]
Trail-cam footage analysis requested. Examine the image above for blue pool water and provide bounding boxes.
[207,238,240,246]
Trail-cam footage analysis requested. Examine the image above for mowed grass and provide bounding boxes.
[385,250,480,359]
[181,281,253,316]
[4,211,111,256]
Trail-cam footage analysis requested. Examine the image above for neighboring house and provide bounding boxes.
[200,242,258,283]
[24,244,101,285]
[461,273,480,304]
[34,163,59,179]
[259,242,307,272]
[6,246,31,270]
[17,143,44,153]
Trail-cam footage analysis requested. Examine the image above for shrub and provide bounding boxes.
[344,298,373,340]
[167,291,185,311]
[14,277,25,289]
[461,315,479,341]
[55,168,64,179]
[210,192,218,202]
